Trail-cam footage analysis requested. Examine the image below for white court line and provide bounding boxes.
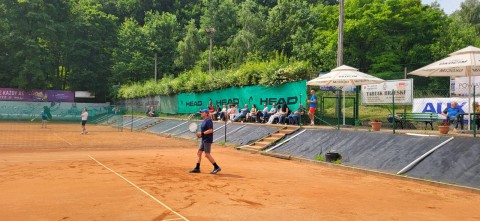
[87,155,189,221]
[162,218,185,221]
[53,132,73,146]
[0,159,90,163]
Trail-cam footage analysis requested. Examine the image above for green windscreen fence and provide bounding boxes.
[177,80,307,113]
[121,95,178,115]
[160,95,178,114]
[0,101,124,131]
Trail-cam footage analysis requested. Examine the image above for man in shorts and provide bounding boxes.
[307,89,317,126]
[41,111,48,128]
[189,109,221,174]
[81,107,89,134]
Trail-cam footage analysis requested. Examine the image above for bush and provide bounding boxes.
[117,59,312,98]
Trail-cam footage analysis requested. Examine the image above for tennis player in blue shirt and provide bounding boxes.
[189,109,221,174]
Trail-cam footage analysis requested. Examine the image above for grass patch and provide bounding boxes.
[315,154,325,161]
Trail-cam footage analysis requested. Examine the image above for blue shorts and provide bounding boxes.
[198,142,212,153]
[82,120,87,126]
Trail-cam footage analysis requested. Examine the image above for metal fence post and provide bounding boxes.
[474,86,476,138]
[131,101,133,132]
[392,89,395,134]
[355,86,360,126]
[337,90,341,130]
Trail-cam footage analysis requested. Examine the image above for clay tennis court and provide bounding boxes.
[1,122,479,221]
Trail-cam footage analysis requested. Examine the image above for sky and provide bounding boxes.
[421,0,463,14]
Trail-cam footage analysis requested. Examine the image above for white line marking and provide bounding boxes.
[53,133,73,146]
[0,159,90,163]
[405,133,439,137]
[162,218,185,221]
[87,155,189,221]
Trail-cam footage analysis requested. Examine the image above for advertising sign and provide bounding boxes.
[412,97,470,120]
[177,80,307,114]
[0,88,74,102]
[361,79,413,105]
[451,76,480,96]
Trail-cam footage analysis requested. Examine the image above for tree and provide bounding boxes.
[175,19,202,70]
[200,0,239,47]
[262,0,316,58]
[68,0,118,99]
[143,11,179,76]
[457,0,480,33]
[111,18,147,83]
[228,0,266,65]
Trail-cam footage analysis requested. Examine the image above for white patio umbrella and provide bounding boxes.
[409,45,480,129]
[307,65,385,125]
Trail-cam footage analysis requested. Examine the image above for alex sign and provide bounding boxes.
[412,98,470,119]
[361,79,413,105]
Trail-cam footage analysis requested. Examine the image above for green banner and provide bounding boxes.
[178,80,307,113]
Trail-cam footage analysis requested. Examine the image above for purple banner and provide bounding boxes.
[0,88,74,102]
[46,90,74,102]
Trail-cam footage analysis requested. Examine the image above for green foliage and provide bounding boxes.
[0,0,479,102]
[315,154,325,161]
[117,59,311,98]
[175,19,201,70]
[200,0,239,47]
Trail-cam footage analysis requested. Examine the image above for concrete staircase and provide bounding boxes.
[240,125,300,152]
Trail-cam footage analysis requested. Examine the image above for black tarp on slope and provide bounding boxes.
[212,123,245,142]
[271,129,451,173]
[145,120,278,146]
[406,137,480,188]
[146,119,187,134]
[218,125,278,145]
[121,116,134,127]
[131,118,161,130]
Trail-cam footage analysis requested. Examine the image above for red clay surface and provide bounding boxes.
[1,122,480,221]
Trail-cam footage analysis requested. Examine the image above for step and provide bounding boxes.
[254,141,271,146]
[247,145,265,151]
[270,133,286,138]
[281,129,296,134]
[262,137,278,142]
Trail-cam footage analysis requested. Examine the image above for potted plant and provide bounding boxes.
[370,119,382,131]
[438,121,450,134]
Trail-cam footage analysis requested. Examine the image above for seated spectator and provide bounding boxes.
[228,105,238,121]
[247,104,258,122]
[275,103,290,124]
[211,104,221,120]
[263,103,277,123]
[147,105,154,117]
[266,103,287,124]
[218,104,227,121]
[441,101,464,131]
[257,103,268,123]
[208,103,215,118]
[475,102,480,130]
[233,104,249,122]
[226,105,233,120]
[287,104,305,125]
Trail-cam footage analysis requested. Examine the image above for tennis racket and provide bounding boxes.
[188,122,198,133]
